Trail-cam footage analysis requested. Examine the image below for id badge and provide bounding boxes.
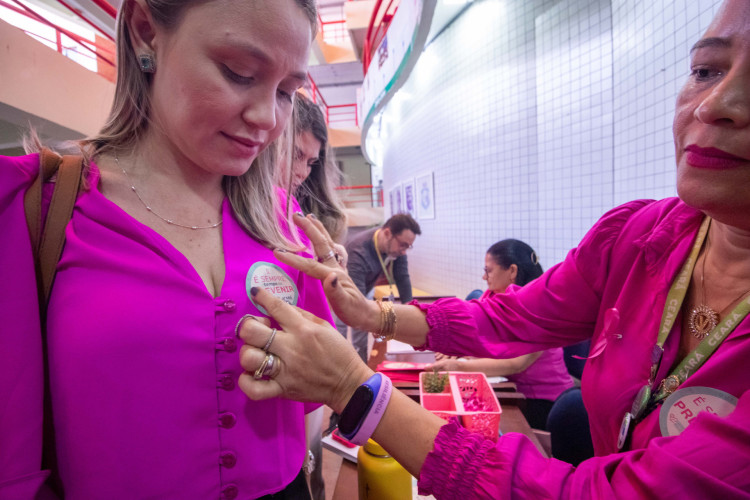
[659,386,738,437]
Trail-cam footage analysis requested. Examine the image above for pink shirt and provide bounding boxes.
[0,153,330,499]
[416,198,750,499]
[480,290,574,401]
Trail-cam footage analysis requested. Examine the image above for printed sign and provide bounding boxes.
[404,179,417,218]
[416,172,434,219]
[246,262,298,315]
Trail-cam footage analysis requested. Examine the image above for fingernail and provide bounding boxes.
[275,248,288,253]
[331,276,338,287]
[309,213,318,219]
[250,286,259,296]
[294,211,305,218]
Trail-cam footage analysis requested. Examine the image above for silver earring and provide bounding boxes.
[138,53,156,73]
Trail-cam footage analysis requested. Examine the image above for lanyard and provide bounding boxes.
[651,216,750,402]
[652,218,711,370]
[373,229,396,296]
[618,216,750,449]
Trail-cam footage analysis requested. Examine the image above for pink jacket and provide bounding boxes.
[416,198,750,499]
[0,154,329,499]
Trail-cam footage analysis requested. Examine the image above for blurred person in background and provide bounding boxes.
[278,92,347,243]
[430,239,574,430]
[336,213,421,362]
[276,92,348,500]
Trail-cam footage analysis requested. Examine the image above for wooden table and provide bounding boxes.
[331,401,547,499]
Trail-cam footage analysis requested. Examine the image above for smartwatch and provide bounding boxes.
[338,373,393,445]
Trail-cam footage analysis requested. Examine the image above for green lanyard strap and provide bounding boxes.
[373,229,396,294]
[651,216,750,405]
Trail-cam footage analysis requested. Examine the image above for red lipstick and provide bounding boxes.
[685,145,748,169]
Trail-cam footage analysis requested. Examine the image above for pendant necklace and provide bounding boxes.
[115,155,223,230]
[687,235,750,339]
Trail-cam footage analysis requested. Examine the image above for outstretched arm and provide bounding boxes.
[430,352,543,377]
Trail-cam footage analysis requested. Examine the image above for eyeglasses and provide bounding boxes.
[392,235,414,251]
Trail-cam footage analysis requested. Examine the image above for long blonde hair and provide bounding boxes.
[79,0,318,250]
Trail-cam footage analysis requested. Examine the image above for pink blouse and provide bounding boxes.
[0,153,330,499]
[480,290,574,402]
[416,198,750,499]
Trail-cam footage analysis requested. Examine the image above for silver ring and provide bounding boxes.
[262,328,278,353]
[263,353,276,378]
[234,314,254,337]
[317,249,336,263]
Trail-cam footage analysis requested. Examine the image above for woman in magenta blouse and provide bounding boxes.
[430,239,574,430]
[0,1,327,498]
[237,1,750,498]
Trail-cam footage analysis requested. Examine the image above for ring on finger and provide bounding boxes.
[262,328,278,353]
[254,353,276,380]
[234,314,255,337]
[317,249,336,263]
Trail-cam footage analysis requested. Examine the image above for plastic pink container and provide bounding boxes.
[419,371,502,441]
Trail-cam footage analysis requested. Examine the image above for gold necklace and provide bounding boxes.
[688,237,750,339]
[115,155,222,230]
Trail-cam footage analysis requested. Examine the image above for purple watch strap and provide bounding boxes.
[349,374,393,446]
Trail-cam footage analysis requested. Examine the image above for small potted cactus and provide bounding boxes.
[421,368,449,393]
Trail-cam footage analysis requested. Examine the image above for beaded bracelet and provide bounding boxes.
[373,299,397,342]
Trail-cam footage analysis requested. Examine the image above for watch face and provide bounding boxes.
[338,385,374,436]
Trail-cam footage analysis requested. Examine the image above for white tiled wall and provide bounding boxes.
[375,0,722,298]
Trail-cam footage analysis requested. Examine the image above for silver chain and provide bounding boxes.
[115,155,222,230]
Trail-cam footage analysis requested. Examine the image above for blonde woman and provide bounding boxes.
[0,1,326,498]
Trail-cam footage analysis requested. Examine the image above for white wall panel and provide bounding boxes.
[376,0,722,298]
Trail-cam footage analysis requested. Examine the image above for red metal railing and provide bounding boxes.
[362,0,399,73]
[1,0,115,77]
[88,0,117,19]
[319,16,348,44]
[56,0,114,41]
[335,184,383,208]
[307,73,359,128]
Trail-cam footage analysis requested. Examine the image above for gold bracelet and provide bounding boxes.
[373,299,397,342]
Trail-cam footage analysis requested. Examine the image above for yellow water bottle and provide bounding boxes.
[357,439,412,500]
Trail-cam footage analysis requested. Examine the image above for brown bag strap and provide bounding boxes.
[24,148,84,307]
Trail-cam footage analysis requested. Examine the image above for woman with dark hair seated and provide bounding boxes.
[431,239,574,430]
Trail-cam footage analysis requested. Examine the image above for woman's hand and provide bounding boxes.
[429,355,466,372]
[236,286,374,413]
[275,213,380,333]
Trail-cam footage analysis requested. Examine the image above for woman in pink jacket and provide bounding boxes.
[236,1,750,498]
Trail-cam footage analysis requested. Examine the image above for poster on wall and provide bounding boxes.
[403,179,417,219]
[416,172,435,219]
[393,184,403,214]
[388,188,396,217]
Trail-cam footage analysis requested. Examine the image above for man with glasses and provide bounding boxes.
[335,213,421,362]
